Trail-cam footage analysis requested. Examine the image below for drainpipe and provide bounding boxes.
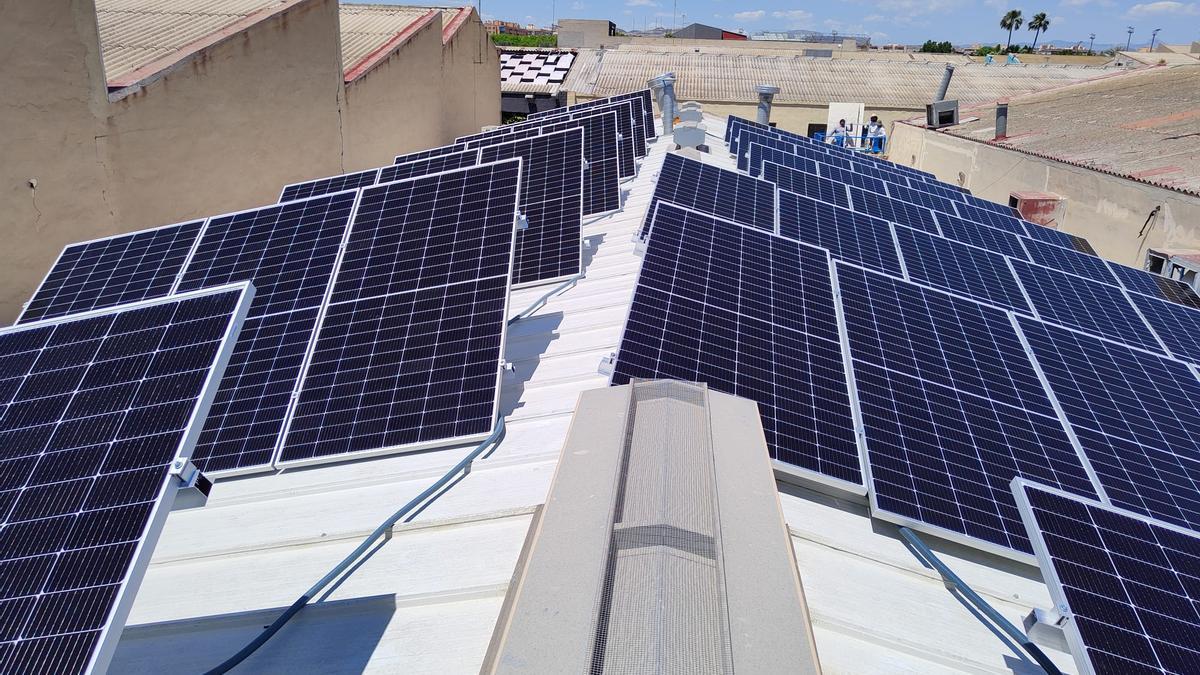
[755,85,780,125]
[649,73,678,135]
[995,102,1009,140]
[935,64,955,102]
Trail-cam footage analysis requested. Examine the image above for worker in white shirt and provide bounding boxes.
[830,119,848,147]
[867,118,887,154]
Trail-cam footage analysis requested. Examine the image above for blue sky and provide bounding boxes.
[371,0,1198,47]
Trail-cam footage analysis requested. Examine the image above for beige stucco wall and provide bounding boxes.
[889,122,1200,266]
[343,17,445,169]
[440,11,502,140]
[105,0,346,229]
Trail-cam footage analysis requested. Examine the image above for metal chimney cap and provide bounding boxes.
[649,73,677,86]
[755,84,781,95]
[944,64,956,72]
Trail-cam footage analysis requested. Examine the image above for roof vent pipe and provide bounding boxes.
[755,84,780,125]
[646,72,674,115]
[935,64,955,102]
[994,102,1009,140]
[649,73,678,135]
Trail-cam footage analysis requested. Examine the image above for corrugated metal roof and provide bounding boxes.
[339,5,469,78]
[96,0,291,85]
[948,66,1200,195]
[564,48,1117,108]
[499,49,575,94]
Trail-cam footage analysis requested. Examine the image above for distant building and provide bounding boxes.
[672,23,748,40]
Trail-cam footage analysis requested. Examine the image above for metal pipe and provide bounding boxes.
[935,64,955,102]
[755,84,780,125]
[995,102,1009,140]
[899,528,1064,675]
[649,73,678,134]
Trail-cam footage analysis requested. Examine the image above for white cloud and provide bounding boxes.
[1061,0,1114,6]
[571,0,586,9]
[863,13,885,21]
[733,9,766,20]
[772,9,813,21]
[625,0,657,7]
[1127,0,1199,15]
[878,0,962,14]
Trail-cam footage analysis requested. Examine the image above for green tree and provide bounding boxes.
[1000,10,1023,52]
[491,33,557,47]
[1028,12,1050,50]
[919,40,954,53]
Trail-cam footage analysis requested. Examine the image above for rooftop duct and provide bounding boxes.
[648,73,678,135]
[935,63,955,102]
[755,84,780,125]
[482,380,821,674]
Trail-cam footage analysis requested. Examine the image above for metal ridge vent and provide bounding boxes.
[483,380,821,674]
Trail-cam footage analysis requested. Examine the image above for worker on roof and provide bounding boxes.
[831,119,848,147]
[867,118,887,154]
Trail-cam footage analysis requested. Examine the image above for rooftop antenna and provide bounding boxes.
[1126,26,1134,51]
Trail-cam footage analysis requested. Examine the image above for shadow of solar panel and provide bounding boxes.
[647,154,775,236]
[894,226,1030,313]
[613,203,863,491]
[174,191,357,474]
[278,160,520,467]
[20,221,204,324]
[1107,261,1200,309]
[763,162,849,210]
[279,168,380,204]
[935,213,1029,260]
[777,190,902,276]
[1019,317,1200,532]
[1014,481,1200,675]
[1011,260,1164,353]
[0,284,250,675]
[836,263,1097,556]
[846,185,939,234]
[378,149,480,185]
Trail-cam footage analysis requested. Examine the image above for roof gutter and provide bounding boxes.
[343,9,440,83]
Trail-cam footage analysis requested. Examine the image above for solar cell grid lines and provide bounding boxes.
[736,131,798,174]
[1018,317,1200,532]
[953,201,1028,235]
[394,144,466,165]
[1011,259,1165,353]
[935,213,1029,260]
[748,144,818,180]
[777,190,903,277]
[1128,293,1200,364]
[1013,481,1200,675]
[883,181,961,217]
[900,177,967,203]
[534,89,655,142]
[19,221,205,325]
[377,149,480,186]
[893,226,1031,314]
[571,99,645,158]
[762,162,850,211]
[962,193,1020,218]
[0,283,251,675]
[1107,261,1200,309]
[847,185,940,235]
[278,168,380,204]
[613,203,863,489]
[537,111,621,215]
[464,127,539,149]
[279,160,521,467]
[814,163,887,194]
[1021,237,1117,285]
[835,263,1099,555]
[647,153,775,235]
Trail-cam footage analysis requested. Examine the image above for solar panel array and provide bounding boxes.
[645,153,775,235]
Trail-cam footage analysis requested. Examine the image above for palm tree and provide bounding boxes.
[1000,10,1024,52]
[1028,12,1050,51]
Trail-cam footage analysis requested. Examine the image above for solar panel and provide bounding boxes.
[394,144,465,165]
[278,160,520,467]
[1107,261,1200,309]
[646,154,775,236]
[777,190,902,276]
[883,181,961,216]
[173,191,358,474]
[748,143,819,180]
[481,103,638,178]
[1128,292,1200,364]
[762,162,850,210]
[953,201,1028,234]
[0,283,251,675]
[962,193,1019,217]
[1023,222,1099,255]
[836,263,1099,555]
[573,100,646,158]
[901,177,968,203]
[935,213,1029,260]
[814,163,887,194]
[613,203,863,490]
[893,226,1031,314]
[724,115,769,143]
[847,185,940,234]
[1018,316,1200,532]
[535,89,656,142]
[735,131,798,174]
[537,111,621,215]
[20,221,205,325]
[377,149,480,185]
[1022,237,1117,285]
[278,168,380,204]
[1013,480,1200,675]
[464,127,539,149]
[1011,260,1165,353]
[477,129,584,285]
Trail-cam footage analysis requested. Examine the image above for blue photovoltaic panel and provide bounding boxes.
[0,285,249,675]
[936,213,1029,260]
[394,144,465,165]
[902,177,968,203]
[762,162,850,210]
[777,190,902,276]
[613,203,863,488]
[837,263,1097,554]
[1019,316,1200,532]
[1014,481,1200,675]
[748,143,819,180]
[814,163,887,194]
[962,193,1019,217]
[538,112,621,215]
[537,89,655,144]
[568,96,652,153]
[19,221,204,324]
[570,103,637,177]
[1023,222,1099,255]
[477,129,584,285]
[953,201,1028,234]
[847,185,939,234]
[173,191,357,473]
[278,168,380,203]
[736,131,797,173]
[884,181,961,217]
[377,149,480,185]
[893,226,1030,313]
[565,100,646,156]
[646,153,775,234]
[465,127,540,149]
[279,160,520,466]
[724,115,770,144]
[1011,260,1163,353]
[1022,237,1117,285]
[1128,292,1200,364]
[1107,261,1200,309]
